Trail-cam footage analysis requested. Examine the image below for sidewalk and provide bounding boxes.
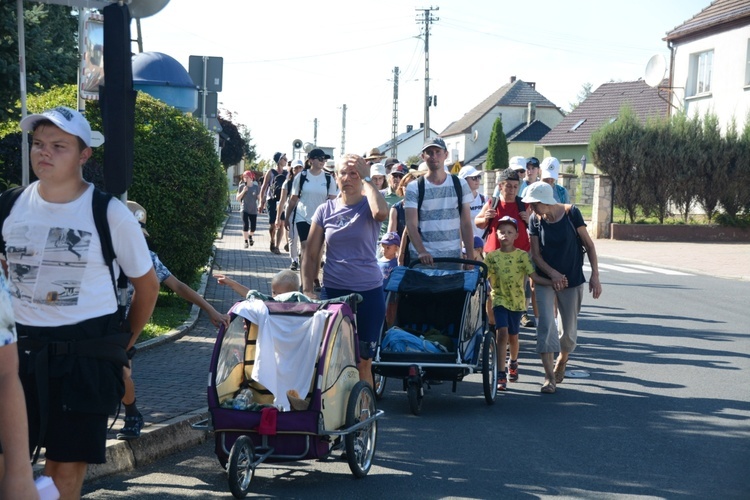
[83,213,750,480]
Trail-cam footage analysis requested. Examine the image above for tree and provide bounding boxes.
[568,82,593,112]
[669,112,701,221]
[218,116,244,168]
[717,118,741,218]
[0,3,78,122]
[590,106,643,223]
[637,117,673,223]
[485,117,508,171]
[695,112,724,222]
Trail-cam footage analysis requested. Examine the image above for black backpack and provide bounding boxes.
[272,171,287,201]
[416,174,463,215]
[297,170,332,198]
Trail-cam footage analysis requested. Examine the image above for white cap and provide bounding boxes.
[540,157,561,180]
[20,106,92,147]
[457,165,482,179]
[370,163,386,177]
[291,159,304,168]
[509,156,526,171]
[521,181,557,205]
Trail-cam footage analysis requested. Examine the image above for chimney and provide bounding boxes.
[406,124,413,133]
[420,122,424,129]
[527,102,536,125]
[510,76,516,83]
[527,81,536,89]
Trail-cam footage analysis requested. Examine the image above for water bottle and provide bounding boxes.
[233,389,254,410]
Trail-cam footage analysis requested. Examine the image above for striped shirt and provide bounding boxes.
[404,175,473,260]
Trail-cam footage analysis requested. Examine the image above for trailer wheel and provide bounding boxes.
[345,381,378,478]
[227,435,254,498]
[407,381,423,416]
[482,332,498,405]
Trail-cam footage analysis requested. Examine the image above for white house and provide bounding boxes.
[665,0,750,133]
[439,77,565,167]
[374,126,438,163]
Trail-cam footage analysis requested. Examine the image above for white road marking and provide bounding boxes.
[596,263,649,274]
[615,264,694,276]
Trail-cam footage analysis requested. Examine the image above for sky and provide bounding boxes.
[135,0,712,161]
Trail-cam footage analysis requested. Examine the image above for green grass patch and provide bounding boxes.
[138,289,192,343]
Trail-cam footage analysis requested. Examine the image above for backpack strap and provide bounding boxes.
[417,174,463,217]
[91,189,131,315]
[297,170,332,199]
[0,186,27,258]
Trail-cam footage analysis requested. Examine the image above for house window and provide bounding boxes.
[689,49,713,96]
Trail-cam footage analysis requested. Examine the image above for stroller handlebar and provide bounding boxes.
[408,257,488,280]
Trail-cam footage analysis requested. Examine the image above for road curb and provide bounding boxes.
[86,409,210,482]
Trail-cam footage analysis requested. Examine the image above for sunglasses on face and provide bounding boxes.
[468,175,481,181]
[311,156,326,161]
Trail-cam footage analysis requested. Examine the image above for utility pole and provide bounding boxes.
[313,117,318,146]
[341,104,347,156]
[416,6,438,142]
[391,67,399,158]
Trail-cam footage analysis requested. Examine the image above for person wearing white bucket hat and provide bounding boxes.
[522,181,602,394]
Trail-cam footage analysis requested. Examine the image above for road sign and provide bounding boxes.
[188,56,223,92]
[194,91,218,118]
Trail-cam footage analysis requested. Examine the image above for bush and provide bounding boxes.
[0,85,227,282]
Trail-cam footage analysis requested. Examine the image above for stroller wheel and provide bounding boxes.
[227,436,255,498]
[345,381,378,478]
[407,382,423,416]
[373,371,387,400]
[482,332,498,405]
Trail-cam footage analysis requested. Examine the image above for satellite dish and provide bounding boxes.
[292,139,303,149]
[644,54,667,88]
[303,142,314,153]
[471,129,479,142]
[126,0,170,19]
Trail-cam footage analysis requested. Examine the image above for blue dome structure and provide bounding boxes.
[132,51,198,113]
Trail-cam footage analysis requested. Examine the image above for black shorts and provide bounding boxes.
[23,375,109,463]
[14,313,126,464]
[267,199,278,223]
[242,212,257,232]
[296,221,311,242]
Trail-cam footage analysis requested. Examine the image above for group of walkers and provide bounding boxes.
[237,139,603,397]
[0,104,602,499]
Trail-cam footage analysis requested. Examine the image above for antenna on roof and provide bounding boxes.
[643,54,682,115]
[644,54,667,87]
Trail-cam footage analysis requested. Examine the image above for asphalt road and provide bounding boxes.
[82,258,750,499]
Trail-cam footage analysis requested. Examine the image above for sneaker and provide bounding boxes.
[290,261,299,271]
[509,361,519,382]
[283,243,289,252]
[249,237,254,246]
[116,413,144,440]
[520,314,536,328]
[244,240,249,248]
[271,246,281,255]
[497,373,507,391]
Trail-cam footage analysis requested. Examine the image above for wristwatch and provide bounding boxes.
[363,176,372,183]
